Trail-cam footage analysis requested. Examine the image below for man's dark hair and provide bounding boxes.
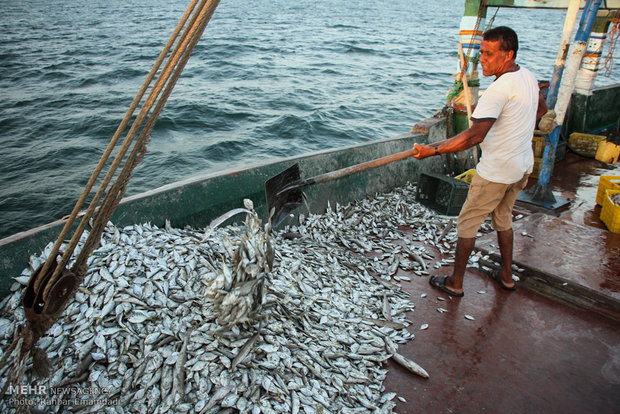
[483,26,518,59]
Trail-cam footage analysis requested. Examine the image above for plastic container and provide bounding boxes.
[531,157,542,179]
[595,141,620,164]
[531,157,555,179]
[455,169,476,184]
[568,132,606,157]
[596,175,620,206]
[416,172,470,216]
[600,189,620,234]
[452,106,471,134]
[531,134,566,162]
[532,134,546,158]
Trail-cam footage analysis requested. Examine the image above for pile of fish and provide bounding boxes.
[0,183,460,413]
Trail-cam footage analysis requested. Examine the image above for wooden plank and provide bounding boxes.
[476,213,620,321]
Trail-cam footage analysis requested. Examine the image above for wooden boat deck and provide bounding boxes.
[384,151,620,413]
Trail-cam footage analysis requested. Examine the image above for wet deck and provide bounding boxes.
[385,151,620,413]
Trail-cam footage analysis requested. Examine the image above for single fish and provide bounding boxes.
[384,336,429,379]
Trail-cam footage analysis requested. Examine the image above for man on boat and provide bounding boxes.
[413,26,549,297]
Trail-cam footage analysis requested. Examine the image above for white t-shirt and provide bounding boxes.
[471,67,539,184]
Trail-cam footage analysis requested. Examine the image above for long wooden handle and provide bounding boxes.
[301,138,449,188]
[312,148,417,186]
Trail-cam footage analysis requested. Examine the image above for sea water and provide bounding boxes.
[1,0,618,238]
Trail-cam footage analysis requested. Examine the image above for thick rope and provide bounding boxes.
[47,0,220,294]
[72,0,221,275]
[7,0,221,386]
[34,0,202,292]
[604,11,619,77]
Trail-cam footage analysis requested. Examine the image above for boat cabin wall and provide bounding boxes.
[564,84,620,137]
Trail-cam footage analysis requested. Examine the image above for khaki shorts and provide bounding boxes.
[456,171,529,238]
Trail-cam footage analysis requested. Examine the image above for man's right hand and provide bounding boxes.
[413,143,437,160]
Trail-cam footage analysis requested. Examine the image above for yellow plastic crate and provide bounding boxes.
[596,175,620,206]
[569,132,606,157]
[532,134,545,158]
[455,169,475,183]
[531,157,541,179]
[600,189,620,234]
[530,157,555,179]
[595,141,620,164]
[531,133,567,162]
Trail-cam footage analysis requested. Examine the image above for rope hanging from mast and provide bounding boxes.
[603,10,620,76]
[0,0,221,392]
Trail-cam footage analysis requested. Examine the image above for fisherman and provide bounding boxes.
[413,26,554,297]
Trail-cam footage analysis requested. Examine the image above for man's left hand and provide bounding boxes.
[413,143,436,160]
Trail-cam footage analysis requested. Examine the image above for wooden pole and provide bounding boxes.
[546,0,581,108]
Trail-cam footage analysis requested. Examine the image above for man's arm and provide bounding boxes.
[413,119,495,159]
[536,89,548,122]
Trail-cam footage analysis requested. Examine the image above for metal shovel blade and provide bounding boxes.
[265,163,303,227]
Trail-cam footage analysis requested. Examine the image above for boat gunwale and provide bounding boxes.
[0,131,422,247]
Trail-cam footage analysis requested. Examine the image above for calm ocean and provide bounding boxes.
[1,0,619,238]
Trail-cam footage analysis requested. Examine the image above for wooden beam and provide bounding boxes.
[486,0,619,9]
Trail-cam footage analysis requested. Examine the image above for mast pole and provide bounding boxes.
[546,0,581,109]
[520,0,603,210]
[460,0,487,78]
[554,0,603,125]
[449,0,486,137]
[574,12,614,95]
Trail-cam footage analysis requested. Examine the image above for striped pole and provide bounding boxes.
[546,0,581,109]
[554,0,603,125]
[459,0,487,77]
[574,12,613,95]
[451,0,486,136]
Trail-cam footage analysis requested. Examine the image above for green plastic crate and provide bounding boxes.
[415,172,470,216]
